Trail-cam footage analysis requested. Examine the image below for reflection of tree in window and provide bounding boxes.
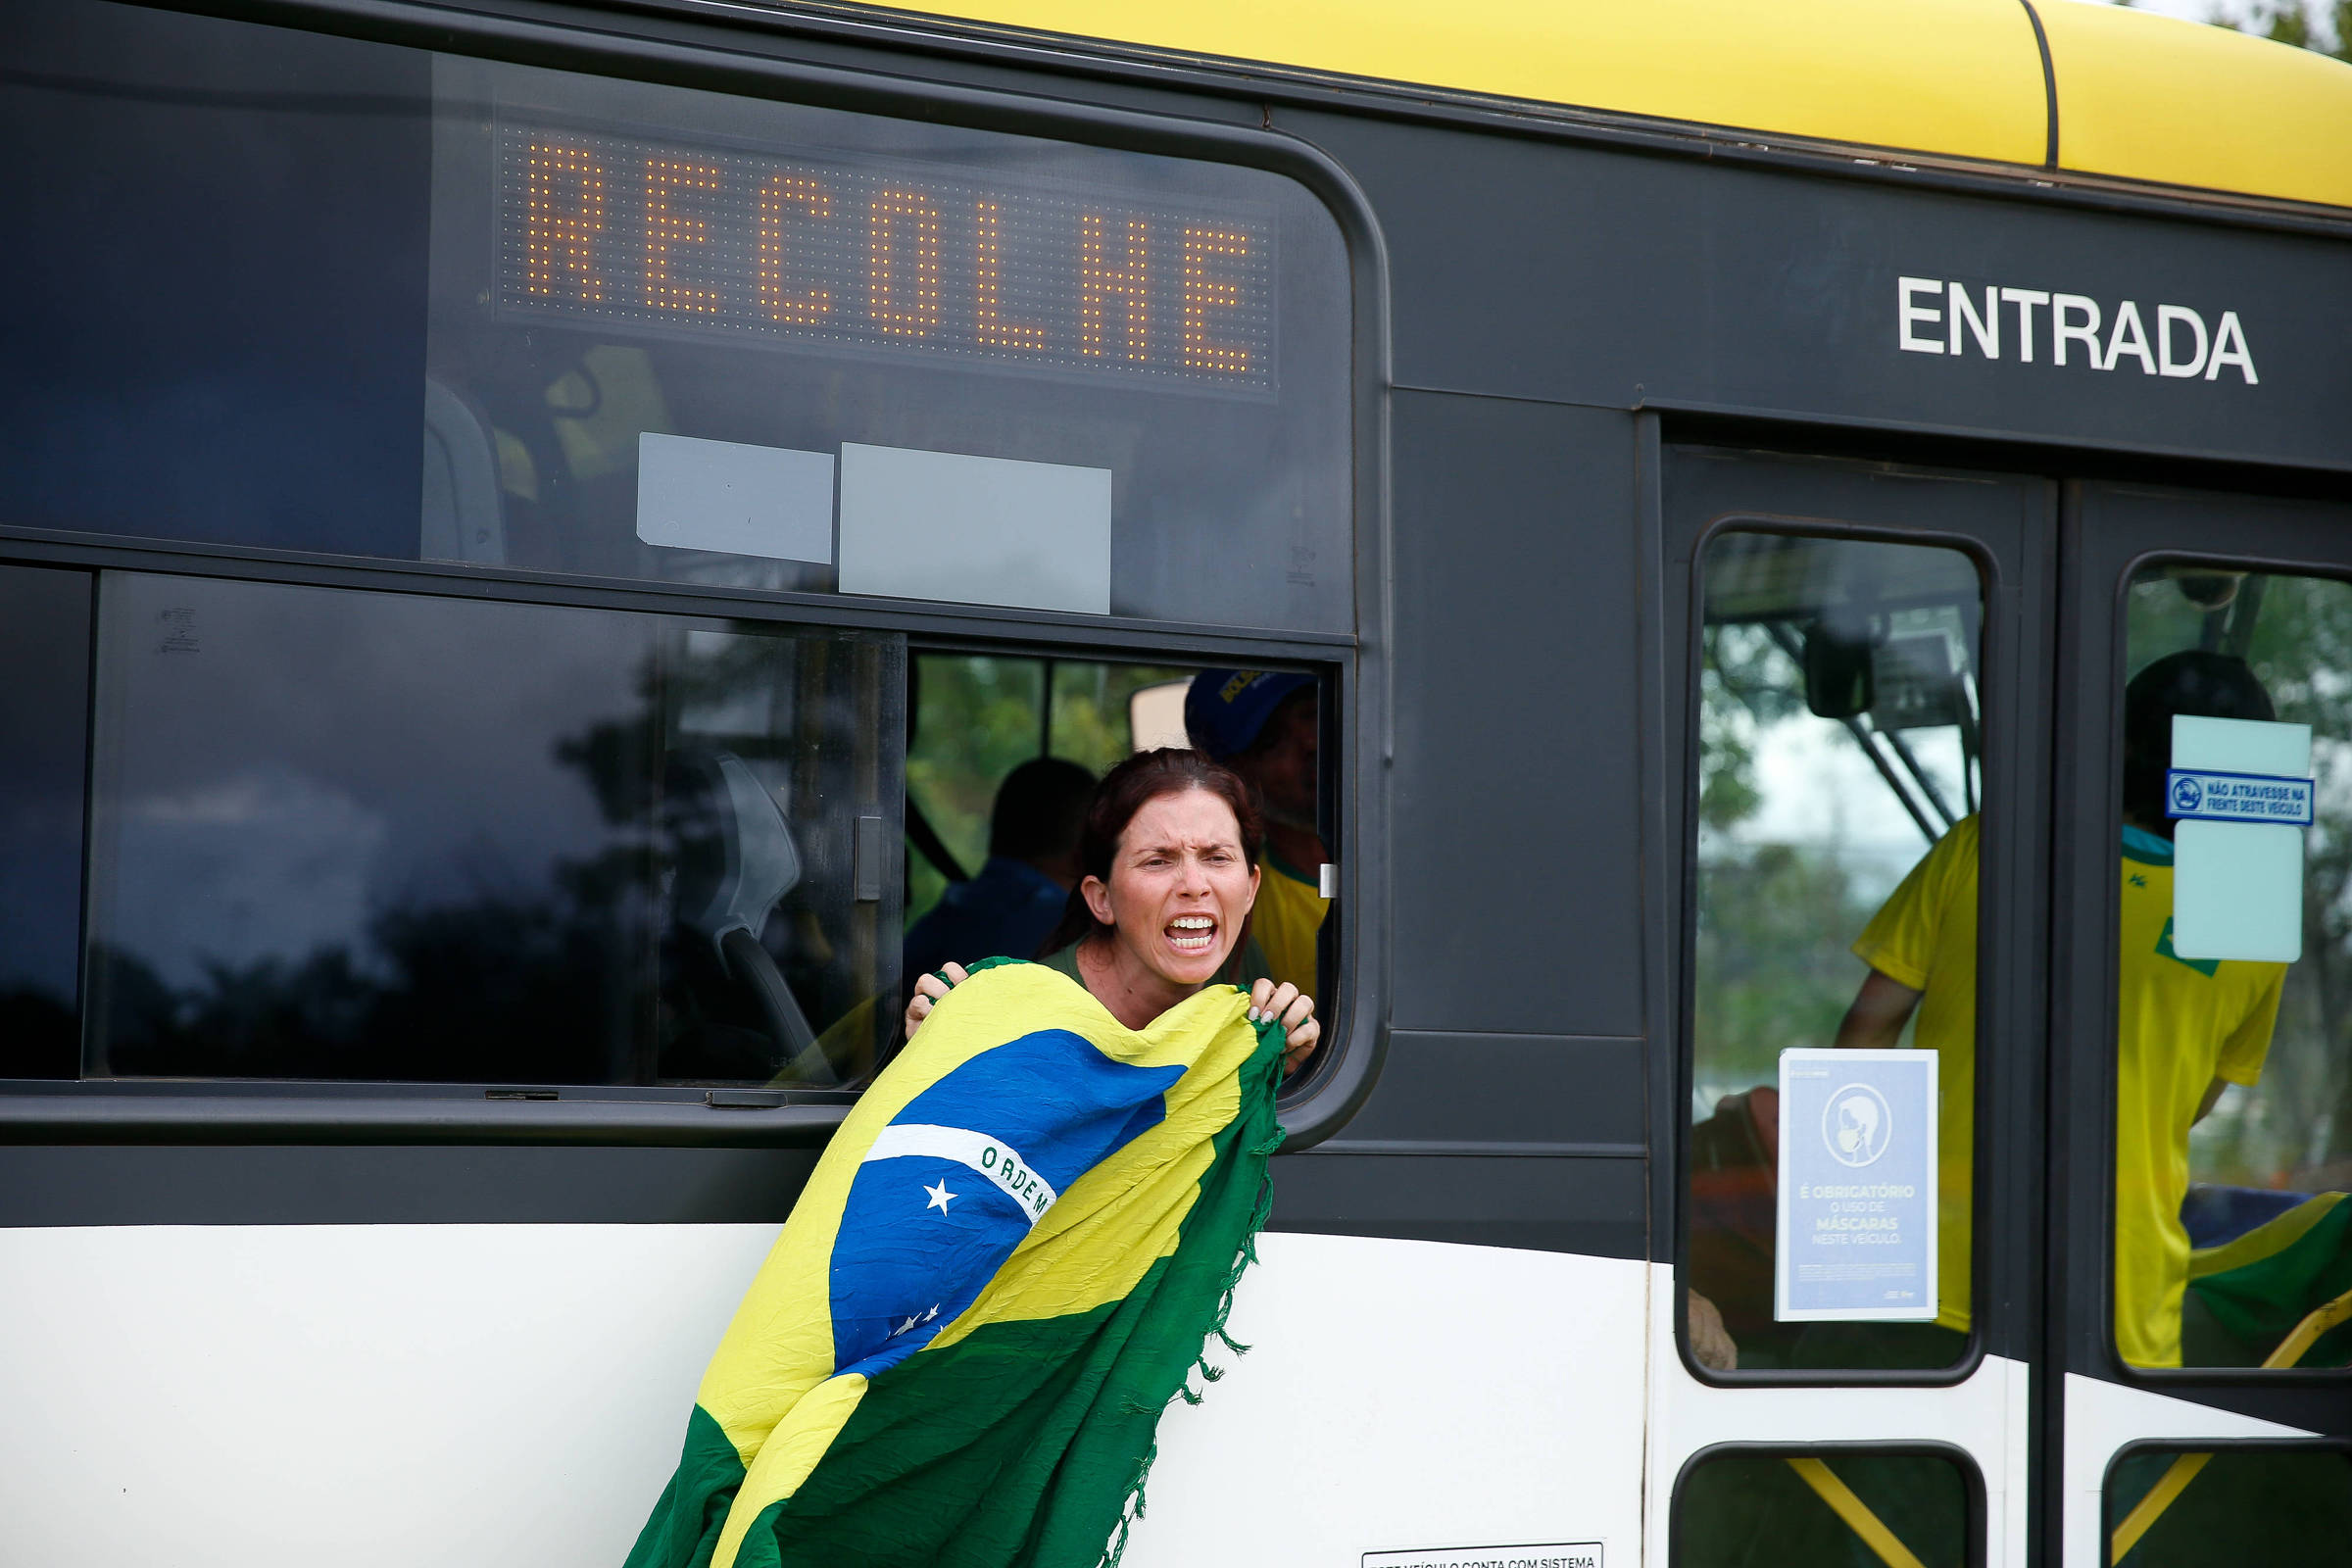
[1695,622,1886,1094]
[95,623,893,1087]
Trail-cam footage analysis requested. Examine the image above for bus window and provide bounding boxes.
[905,655,1328,1004]
[2106,1446,2352,1567]
[1,1,1350,635]
[82,572,902,1087]
[1676,1447,1976,1568]
[2114,567,2352,1373]
[1687,531,1984,1373]
[0,564,92,1080]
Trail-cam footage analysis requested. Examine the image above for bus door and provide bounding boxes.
[2050,482,2352,1568]
[1657,444,2056,1568]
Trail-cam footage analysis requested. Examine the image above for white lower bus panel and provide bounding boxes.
[0,1227,1648,1567]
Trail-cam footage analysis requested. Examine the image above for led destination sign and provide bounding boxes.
[499,124,1276,390]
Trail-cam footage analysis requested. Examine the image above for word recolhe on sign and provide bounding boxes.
[1895,276,2258,383]
[500,126,1276,391]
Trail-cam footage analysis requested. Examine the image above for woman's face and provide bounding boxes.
[1082,786,1260,988]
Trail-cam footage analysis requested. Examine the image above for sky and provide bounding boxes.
[2085,0,2219,21]
[2065,0,2339,46]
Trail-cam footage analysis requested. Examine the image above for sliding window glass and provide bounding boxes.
[2113,566,2352,1372]
[84,572,902,1087]
[2107,1445,2352,1567]
[1686,531,1984,1373]
[1677,1447,1977,1568]
[0,564,92,1080]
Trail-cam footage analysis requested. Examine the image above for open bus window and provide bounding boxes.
[904,654,1328,1004]
[1687,531,1984,1373]
[81,572,903,1087]
[0,1,1350,636]
[1676,1447,1976,1568]
[2106,1445,2352,1567]
[0,564,92,1080]
[2115,566,2352,1373]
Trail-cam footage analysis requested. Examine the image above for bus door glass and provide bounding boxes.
[1663,447,2052,1568]
[2062,483,2352,1568]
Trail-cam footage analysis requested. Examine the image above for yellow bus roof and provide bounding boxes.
[893,0,2352,212]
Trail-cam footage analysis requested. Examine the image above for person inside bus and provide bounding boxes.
[1831,649,2286,1368]
[903,757,1096,982]
[1184,669,1326,996]
[903,748,1320,1075]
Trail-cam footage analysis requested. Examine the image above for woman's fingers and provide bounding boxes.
[1280,992,1313,1032]
[1281,1016,1320,1074]
[903,963,971,1040]
[1247,980,1299,1023]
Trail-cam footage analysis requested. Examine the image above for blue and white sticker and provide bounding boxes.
[2165,767,2314,826]
[1776,1048,1937,1323]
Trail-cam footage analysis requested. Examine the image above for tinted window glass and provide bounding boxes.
[85,572,902,1086]
[1678,1449,1974,1568]
[0,564,91,1078]
[2116,566,2352,1371]
[1,2,1352,633]
[1687,531,1984,1373]
[2108,1446,2352,1567]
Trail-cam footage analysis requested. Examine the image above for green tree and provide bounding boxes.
[2164,0,2352,62]
[1691,625,1890,1094]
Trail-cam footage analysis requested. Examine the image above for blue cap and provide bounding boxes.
[1184,669,1314,760]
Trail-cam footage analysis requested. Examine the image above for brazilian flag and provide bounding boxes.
[626,958,1287,1568]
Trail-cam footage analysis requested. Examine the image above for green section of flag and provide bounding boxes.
[625,1405,751,1568]
[2185,1194,2352,1366]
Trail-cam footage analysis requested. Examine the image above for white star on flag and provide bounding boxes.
[924,1179,957,1213]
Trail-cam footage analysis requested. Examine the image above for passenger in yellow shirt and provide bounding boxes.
[1184,669,1327,996]
[1836,650,2285,1367]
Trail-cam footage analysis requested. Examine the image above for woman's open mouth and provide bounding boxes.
[1164,913,1218,955]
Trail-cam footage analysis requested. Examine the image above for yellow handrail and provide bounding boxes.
[1786,1457,1929,1568]
[2107,1282,2352,1563]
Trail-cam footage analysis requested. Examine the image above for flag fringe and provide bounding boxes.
[1093,1060,1286,1568]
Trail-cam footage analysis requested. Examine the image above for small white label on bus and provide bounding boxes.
[1362,1544,1602,1568]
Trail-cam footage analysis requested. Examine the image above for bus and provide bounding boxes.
[1,1,2347,1564]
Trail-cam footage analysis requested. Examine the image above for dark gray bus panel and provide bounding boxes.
[1,3,2348,1565]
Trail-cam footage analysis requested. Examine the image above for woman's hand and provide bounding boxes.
[1250,979,1320,1075]
[903,961,969,1042]
[908,962,1319,1075]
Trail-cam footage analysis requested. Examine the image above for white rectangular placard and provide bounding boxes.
[2168,714,2311,963]
[1776,1048,1937,1322]
[837,443,1111,615]
[635,432,834,563]
[1362,1545,1601,1568]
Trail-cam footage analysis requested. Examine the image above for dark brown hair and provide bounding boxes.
[1038,748,1263,958]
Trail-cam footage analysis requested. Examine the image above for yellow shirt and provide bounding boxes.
[1252,854,1327,996]
[2111,827,2282,1367]
[1850,815,1980,1336]
[1850,816,2285,1364]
